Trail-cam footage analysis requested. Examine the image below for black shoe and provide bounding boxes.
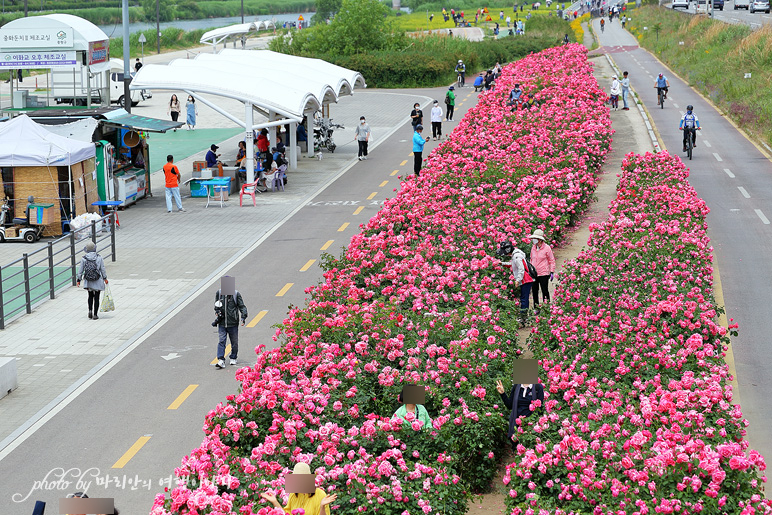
[88,311,93,319]
[93,314,99,320]
[683,147,687,152]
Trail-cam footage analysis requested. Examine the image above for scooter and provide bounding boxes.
[0,200,43,243]
[313,117,345,153]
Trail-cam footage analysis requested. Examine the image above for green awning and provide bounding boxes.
[99,112,183,133]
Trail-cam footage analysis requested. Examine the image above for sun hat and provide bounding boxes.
[293,462,312,475]
[84,241,96,253]
[529,229,546,241]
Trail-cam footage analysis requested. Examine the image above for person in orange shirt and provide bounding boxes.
[163,154,185,213]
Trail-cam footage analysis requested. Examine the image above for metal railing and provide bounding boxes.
[0,213,117,329]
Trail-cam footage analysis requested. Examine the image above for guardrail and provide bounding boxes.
[0,214,116,329]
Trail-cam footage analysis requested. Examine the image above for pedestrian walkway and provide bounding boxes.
[0,87,441,447]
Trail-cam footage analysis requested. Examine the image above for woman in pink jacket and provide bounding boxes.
[529,229,555,305]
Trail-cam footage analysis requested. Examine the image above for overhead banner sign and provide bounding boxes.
[0,27,73,48]
[0,50,77,69]
[88,40,109,65]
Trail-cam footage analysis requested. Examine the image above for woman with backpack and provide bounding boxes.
[445,86,456,121]
[529,229,555,306]
[498,241,535,325]
[76,241,108,320]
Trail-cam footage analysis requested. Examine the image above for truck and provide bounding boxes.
[51,58,146,108]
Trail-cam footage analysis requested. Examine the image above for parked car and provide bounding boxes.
[672,0,690,8]
[750,0,769,12]
[735,0,750,9]
[714,0,724,9]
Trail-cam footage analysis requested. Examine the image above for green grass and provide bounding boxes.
[1,267,71,321]
[388,7,566,33]
[625,5,772,143]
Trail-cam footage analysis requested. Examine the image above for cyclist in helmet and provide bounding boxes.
[679,104,701,152]
[455,60,466,87]
[600,18,605,32]
[655,73,669,100]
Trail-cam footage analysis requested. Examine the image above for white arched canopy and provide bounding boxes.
[200,21,276,51]
[130,49,366,184]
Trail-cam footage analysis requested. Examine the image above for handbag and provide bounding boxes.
[100,285,115,312]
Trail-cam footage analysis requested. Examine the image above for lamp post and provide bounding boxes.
[122,0,131,113]
[156,0,161,54]
[241,0,245,23]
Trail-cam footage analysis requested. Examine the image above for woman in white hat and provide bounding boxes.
[610,75,621,111]
[261,462,337,515]
[529,229,555,306]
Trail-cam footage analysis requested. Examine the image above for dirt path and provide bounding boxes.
[465,53,655,515]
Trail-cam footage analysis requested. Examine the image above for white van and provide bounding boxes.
[51,58,143,107]
[735,0,750,9]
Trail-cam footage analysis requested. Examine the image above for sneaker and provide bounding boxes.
[683,147,687,152]
[230,359,238,365]
[178,208,185,212]
[93,314,99,320]
[167,210,171,213]
[215,359,225,369]
[358,156,362,161]
[363,156,367,160]
[88,311,93,319]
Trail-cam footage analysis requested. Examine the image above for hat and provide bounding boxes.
[612,75,617,79]
[529,229,545,241]
[433,99,439,104]
[458,59,463,63]
[292,462,312,475]
[449,86,455,90]
[210,144,219,151]
[415,124,423,131]
[84,241,96,252]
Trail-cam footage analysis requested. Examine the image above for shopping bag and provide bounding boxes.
[100,285,115,312]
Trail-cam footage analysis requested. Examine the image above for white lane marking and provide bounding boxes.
[755,209,771,224]
[673,103,679,108]
[730,209,741,212]
[713,153,723,161]
[704,140,711,148]
[724,168,736,178]
[738,186,751,198]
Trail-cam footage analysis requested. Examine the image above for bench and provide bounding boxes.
[0,356,18,401]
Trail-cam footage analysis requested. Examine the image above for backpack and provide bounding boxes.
[83,256,101,281]
[445,92,451,105]
[523,258,537,282]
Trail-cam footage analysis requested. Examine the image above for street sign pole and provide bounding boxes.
[138,33,147,59]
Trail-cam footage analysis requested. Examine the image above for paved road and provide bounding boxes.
[0,84,482,514]
[666,1,772,27]
[593,18,772,489]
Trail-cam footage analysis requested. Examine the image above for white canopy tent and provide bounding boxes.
[0,115,95,167]
[200,21,276,52]
[131,50,365,184]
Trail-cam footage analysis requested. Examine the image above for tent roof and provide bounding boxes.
[130,49,365,121]
[0,14,108,52]
[27,107,183,132]
[200,21,275,45]
[0,115,95,167]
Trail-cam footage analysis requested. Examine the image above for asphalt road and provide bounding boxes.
[0,87,480,514]
[594,19,772,487]
[666,1,772,27]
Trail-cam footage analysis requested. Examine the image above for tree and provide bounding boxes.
[141,0,173,23]
[312,0,342,24]
[326,0,392,55]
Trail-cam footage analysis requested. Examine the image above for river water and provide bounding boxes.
[97,12,315,38]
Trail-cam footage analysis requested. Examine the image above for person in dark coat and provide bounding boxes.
[496,380,544,448]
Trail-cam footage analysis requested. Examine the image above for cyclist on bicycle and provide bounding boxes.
[679,104,701,152]
[600,18,605,32]
[455,60,466,87]
[655,73,669,100]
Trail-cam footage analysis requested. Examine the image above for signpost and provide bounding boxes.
[138,32,146,58]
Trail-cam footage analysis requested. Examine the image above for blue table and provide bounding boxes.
[91,200,123,228]
[200,178,231,208]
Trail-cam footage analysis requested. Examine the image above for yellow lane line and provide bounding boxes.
[276,283,294,297]
[321,240,334,251]
[391,170,399,176]
[112,436,151,468]
[167,385,198,410]
[338,222,349,232]
[714,262,741,408]
[246,310,268,328]
[379,180,389,187]
[353,206,365,215]
[211,344,230,365]
[300,259,316,272]
[367,192,377,200]
[400,160,408,166]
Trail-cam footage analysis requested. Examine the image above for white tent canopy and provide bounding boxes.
[200,21,276,51]
[0,115,96,167]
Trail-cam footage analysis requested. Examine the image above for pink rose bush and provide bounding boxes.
[503,152,771,513]
[150,44,613,515]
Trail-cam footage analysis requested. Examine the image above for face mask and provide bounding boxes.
[532,239,539,245]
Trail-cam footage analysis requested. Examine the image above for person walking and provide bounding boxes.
[529,229,555,306]
[430,100,443,140]
[412,125,429,177]
[354,116,371,161]
[445,86,456,121]
[167,94,181,132]
[134,58,143,72]
[609,74,621,111]
[185,95,198,130]
[163,155,184,213]
[498,241,534,324]
[213,285,248,369]
[410,102,424,131]
[76,241,108,320]
[621,71,630,110]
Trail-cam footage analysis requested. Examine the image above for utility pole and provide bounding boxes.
[156,0,161,54]
[24,0,28,16]
[122,0,131,113]
[241,0,245,23]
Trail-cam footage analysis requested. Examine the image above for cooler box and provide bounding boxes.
[29,203,55,225]
[192,168,213,179]
[190,179,208,198]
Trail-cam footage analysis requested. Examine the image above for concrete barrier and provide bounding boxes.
[0,357,18,401]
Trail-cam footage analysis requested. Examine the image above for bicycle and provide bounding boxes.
[681,126,700,160]
[656,86,666,109]
[600,22,605,32]
[457,72,464,88]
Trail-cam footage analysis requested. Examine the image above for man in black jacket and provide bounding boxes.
[496,380,544,449]
[213,287,248,368]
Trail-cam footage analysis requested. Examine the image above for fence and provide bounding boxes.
[0,213,116,329]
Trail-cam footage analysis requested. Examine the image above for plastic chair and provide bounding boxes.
[240,180,259,207]
[272,165,286,192]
